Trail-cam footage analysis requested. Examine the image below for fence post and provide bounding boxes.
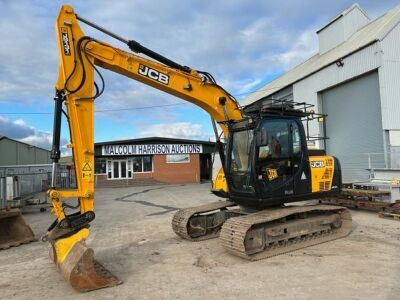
[368,154,372,182]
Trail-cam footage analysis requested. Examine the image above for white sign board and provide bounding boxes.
[102,144,203,156]
[166,154,190,163]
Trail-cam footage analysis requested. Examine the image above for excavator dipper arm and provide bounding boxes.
[45,5,243,292]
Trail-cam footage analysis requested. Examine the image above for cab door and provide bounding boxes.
[290,120,311,196]
[255,119,299,199]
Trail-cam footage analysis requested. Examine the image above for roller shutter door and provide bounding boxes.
[322,71,384,182]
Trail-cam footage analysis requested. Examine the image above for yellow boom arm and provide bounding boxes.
[45,5,243,292]
[50,5,242,210]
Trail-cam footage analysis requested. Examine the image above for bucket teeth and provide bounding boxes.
[55,240,122,292]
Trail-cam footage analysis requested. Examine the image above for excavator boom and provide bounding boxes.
[46,5,242,292]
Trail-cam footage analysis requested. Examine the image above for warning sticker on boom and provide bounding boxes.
[82,161,93,180]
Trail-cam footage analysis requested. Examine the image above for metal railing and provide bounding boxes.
[0,166,77,209]
[364,150,400,182]
[365,151,400,170]
[0,177,6,210]
[55,168,77,189]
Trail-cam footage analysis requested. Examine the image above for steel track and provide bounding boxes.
[219,205,352,260]
[172,200,236,241]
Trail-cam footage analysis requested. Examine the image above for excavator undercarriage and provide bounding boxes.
[172,202,351,259]
[172,201,238,241]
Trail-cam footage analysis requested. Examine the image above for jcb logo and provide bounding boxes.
[138,64,169,85]
[267,168,278,181]
[311,161,325,168]
[61,28,71,56]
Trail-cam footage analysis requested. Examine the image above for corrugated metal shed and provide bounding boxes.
[378,20,400,129]
[315,3,369,34]
[0,136,51,165]
[242,5,400,105]
[317,4,370,54]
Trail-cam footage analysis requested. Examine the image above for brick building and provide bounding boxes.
[94,137,216,186]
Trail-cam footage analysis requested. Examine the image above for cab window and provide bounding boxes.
[256,120,292,191]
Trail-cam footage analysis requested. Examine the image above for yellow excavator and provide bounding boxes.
[44,5,352,292]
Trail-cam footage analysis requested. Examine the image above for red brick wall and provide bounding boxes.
[95,172,153,182]
[95,154,200,185]
[153,154,200,183]
[132,172,153,179]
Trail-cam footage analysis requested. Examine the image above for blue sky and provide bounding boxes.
[0,0,398,153]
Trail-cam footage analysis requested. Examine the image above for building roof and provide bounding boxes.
[242,4,400,105]
[95,136,216,146]
[316,3,370,34]
[59,156,73,164]
[0,135,50,152]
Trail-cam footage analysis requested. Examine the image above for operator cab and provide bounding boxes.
[225,100,338,208]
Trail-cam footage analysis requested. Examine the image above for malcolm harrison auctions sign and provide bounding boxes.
[102,144,203,156]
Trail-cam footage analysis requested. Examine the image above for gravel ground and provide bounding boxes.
[0,183,399,300]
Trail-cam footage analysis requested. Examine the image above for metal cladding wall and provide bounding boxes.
[268,86,293,102]
[0,137,51,165]
[379,23,400,129]
[318,17,345,54]
[242,6,400,181]
[322,71,385,181]
[293,42,382,139]
[318,6,369,54]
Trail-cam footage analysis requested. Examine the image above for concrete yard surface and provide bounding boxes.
[0,184,399,299]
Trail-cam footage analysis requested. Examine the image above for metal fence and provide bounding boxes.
[365,151,400,170]
[0,177,6,210]
[389,147,400,169]
[55,167,77,189]
[363,150,400,182]
[0,165,76,209]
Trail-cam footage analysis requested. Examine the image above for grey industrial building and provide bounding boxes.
[0,136,51,165]
[243,4,400,182]
[0,136,52,202]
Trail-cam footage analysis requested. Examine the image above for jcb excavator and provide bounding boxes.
[45,5,352,292]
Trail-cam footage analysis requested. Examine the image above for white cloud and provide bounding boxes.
[95,81,180,112]
[137,122,212,141]
[0,116,35,139]
[0,0,326,106]
[0,1,57,103]
[274,29,318,69]
[13,119,27,126]
[0,0,398,144]
[19,133,52,150]
[0,115,68,151]
[232,78,264,97]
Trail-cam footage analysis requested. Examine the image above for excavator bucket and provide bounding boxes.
[51,230,122,292]
[0,209,36,250]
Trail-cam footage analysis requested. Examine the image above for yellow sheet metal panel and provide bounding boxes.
[310,156,334,193]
